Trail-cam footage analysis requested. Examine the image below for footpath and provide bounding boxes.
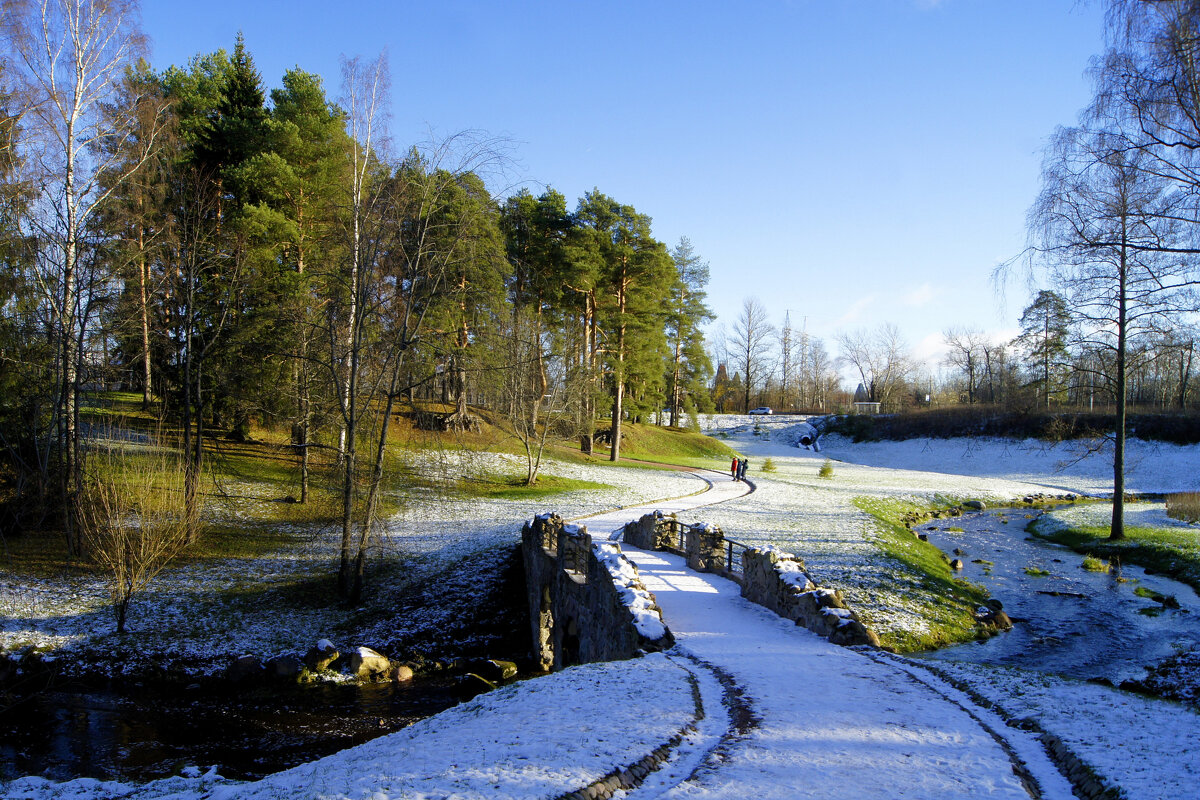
[574,470,1074,800]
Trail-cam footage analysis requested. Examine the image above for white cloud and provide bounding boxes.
[913,332,948,365]
[901,284,936,307]
[833,294,876,327]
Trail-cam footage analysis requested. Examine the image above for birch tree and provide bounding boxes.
[2,0,164,550]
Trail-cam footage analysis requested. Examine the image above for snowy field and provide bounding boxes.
[0,452,704,671]
[5,418,1200,799]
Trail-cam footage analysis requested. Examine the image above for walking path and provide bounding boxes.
[574,470,1073,799]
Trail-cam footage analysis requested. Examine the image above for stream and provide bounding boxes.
[0,675,461,783]
[919,507,1200,687]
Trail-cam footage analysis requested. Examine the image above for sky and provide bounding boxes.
[139,0,1109,376]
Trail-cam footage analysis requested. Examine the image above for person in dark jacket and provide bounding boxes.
[738,458,748,480]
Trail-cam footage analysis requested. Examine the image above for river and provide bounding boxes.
[919,507,1200,688]
[0,675,461,783]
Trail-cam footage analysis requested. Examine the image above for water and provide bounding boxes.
[0,676,461,783]
[919,508,1200,686]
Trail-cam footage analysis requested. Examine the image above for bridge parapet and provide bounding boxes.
[522,513,672,672]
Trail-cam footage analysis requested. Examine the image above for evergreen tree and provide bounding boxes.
[574,191,674,460]
[1014,290,1071,409]
[665,237,714,426]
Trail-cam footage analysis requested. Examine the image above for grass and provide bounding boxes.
[4,394,730,582]
[852,496,992,652]
[1081,554,1110,573]
[1166,491,1200,524]
[607,422,739,470]
[1023,566,1051,577]
[461,473,612,501]
[1029,512,1200,595]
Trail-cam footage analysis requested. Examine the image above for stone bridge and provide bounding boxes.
[523,509,877,673]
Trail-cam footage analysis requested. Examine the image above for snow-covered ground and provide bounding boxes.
[5,419,1200,799]
[0,453,704,671]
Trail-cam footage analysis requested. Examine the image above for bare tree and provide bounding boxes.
[777,312,796,411]
[77,441,192,634]
[942,327,988,404]
[503,308,570,484]
[729,296,775,412]
[1030,124,1195,539]
[2,0,163,551]
[836,323,911,409]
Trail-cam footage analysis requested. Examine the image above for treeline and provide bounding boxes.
[707,287,1195,418]
[0,4,711,600]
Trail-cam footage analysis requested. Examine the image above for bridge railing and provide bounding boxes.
[622,513,748,584]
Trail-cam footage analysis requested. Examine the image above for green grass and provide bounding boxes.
[1029,514,1200,595]
[1081,554,1110,573]
[461,473,612,500]
[611,422,740,470]
[852,497,991,652]
[1024,566,1051,577]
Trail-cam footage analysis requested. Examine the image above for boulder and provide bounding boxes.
[347,646,391,680]
[304,640,340,672]
[949,559,964,571]
[828,619,882,648]
[963,500,986,511]
[465,659,518,682]
[268,654,304,679]
[393,664,414,683]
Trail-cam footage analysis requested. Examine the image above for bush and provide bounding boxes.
[818,458,834,479]
[762,457,777,473]
[1166,491,1200,523]
[822,407,1200,444]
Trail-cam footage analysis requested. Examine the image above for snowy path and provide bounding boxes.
[621,548,1076,799]
[573,469,1074,799]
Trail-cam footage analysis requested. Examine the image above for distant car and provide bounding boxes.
[748,407,773,415]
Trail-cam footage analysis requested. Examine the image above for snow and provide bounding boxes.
[594,542,669,641]
[930,661,1200,800]
[0,453,703,671]
[620,547,1070,799]
[6,418,1200,799]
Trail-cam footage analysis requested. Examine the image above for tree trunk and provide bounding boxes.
[1110,235,1129,541]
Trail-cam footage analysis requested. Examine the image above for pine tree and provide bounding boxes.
[575,191,674,460]
[665,237,714,427]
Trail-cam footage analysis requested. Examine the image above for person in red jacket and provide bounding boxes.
[731,457,739,480]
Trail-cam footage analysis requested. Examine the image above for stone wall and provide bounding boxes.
[740,547,880,647]
[523,513,672,672]
[621,510,676,551]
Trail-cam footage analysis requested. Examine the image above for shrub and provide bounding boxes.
[1166,491,1200,524]
[762,457,777,473]
[818,458,834,479]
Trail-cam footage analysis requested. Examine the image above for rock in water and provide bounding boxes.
[348,646,391,680]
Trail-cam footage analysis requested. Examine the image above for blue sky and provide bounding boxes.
[140,0,1107,374]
